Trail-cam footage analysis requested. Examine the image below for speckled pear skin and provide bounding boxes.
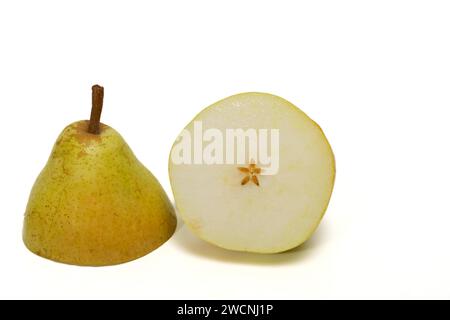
[23,120,176,266]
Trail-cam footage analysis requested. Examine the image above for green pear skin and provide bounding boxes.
[23,120,176,266]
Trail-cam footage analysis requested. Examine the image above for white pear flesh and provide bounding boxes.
[169,93,335,253]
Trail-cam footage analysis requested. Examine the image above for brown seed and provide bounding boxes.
[241,176,251,185]
[251,175,260,186]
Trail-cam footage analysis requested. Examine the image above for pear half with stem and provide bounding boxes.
[23,85,176,266]
[169,93,335,254]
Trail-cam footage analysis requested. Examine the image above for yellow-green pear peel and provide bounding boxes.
[23,86,176,266]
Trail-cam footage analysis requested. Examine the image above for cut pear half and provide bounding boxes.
[169,93,335,253]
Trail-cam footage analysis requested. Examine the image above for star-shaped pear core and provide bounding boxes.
[238,162,261,186]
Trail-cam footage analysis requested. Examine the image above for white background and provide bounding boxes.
[0,0,449,300]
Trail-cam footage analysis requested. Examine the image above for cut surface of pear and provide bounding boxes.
[23,87,176,266]
[169,93,335,253]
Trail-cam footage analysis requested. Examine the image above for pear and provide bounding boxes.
[169,93,335,253]
[23,85,176,266]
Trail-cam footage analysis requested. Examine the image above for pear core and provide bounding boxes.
[23,120,176,266]
[169,93,335,254]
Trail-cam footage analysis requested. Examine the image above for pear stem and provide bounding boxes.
[88,85,104,134]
